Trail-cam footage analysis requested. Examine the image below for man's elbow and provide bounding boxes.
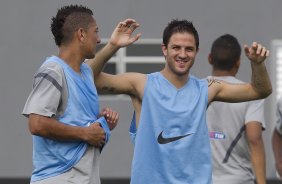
[258,87,272,99]
[29,122,43,136]
[248,135,263,147]
[28,115,46,136]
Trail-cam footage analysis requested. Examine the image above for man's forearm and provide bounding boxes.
[251,62,272,98]
[273,129,282,177]
[249,138,266,184]
[29,114,88,142]
[87,43,119,78]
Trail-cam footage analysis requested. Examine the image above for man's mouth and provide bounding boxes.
[176,59,188,64]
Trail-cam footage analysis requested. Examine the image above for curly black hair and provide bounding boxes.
[51,5,93,46]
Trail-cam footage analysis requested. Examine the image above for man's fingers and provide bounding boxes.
[266,50,270,57]
[129,22,140,30]
[130,33,141,43]
[256,43,262,55]
[244,44,250,55]
[118,19,137,29]
[101,107,110,116]
[252,42,258,49]
[260,47,269,57]
[110,111,119,123]
[114,113,119,123]
[107,110,113,119]
[260,47,267,57]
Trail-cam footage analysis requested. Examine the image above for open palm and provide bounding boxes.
[109,18,141,47]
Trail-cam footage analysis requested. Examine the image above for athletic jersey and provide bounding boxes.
[275,96,282,135]
[206,76,265,184]
[22,56,110,182]
[130,72,211,184]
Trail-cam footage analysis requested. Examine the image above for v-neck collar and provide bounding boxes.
[158,72,190,91]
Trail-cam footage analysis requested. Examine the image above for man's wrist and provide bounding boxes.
[79,126,89,142]
[250,60,265,66]
[106,42,120,52]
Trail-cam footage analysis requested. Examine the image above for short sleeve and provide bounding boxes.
[275,97,282,135]
[22,62,64,118]
[245,99,265,129]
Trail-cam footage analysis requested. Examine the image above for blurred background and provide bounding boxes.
[0,0,281,183]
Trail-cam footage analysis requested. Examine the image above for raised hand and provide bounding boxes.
[244,42,270,64]
[109,18,141,48]
[100,107,119,131]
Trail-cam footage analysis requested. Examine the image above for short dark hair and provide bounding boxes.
[163,19,199,49]
[51,5,94,46]
[210,34,241,70]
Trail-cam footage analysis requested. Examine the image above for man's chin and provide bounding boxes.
[175,70,189,76]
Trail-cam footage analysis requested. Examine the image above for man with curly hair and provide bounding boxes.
[22,4,140,184]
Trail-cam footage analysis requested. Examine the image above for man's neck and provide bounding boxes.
[160,68,189,89]
[212,69,236,77]
[58,46,84,73]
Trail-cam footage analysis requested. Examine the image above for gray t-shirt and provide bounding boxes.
[207,76,265,184]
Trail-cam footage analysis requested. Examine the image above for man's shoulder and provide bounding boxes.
[206,76,244,84]
[37,59,64,77]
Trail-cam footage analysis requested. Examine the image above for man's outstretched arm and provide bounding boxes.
[87,18,141,78]
[208,42,272,103]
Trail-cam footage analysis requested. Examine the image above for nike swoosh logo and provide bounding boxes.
[157,131,193,144]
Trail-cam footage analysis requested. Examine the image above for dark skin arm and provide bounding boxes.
[28,113,105,147]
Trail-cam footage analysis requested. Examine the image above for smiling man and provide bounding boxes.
[87,19,272,183]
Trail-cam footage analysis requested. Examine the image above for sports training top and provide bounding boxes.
[130,72,211,184]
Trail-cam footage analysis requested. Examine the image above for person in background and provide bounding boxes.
[272,96,282,179]
[206,34,266,184]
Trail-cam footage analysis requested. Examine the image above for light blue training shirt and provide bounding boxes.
[130,72,212,184]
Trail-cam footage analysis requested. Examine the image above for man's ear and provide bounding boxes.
[161,44,167,57]
[235,59,241,68]
[208,53,213,65]
[77,28,85,42]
